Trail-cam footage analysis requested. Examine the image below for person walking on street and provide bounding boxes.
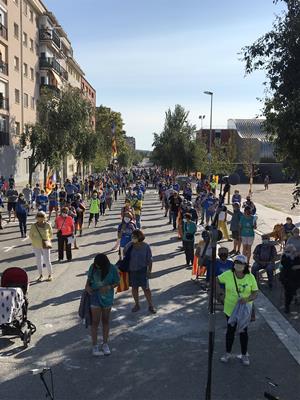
[88,191,100,228]
[22,184,33,214]
[48,186,59,220]
[55,207,74,262]
[85,254,120,356]
[6,185,18,222]
[217,255,258,366]
[218,206,230,241]
[240,206,256,263]
[230,202,243,255]
[169,191,182,230]
[36,189,48,213]
[182,213,197,267]
[124,229,156,314]
[264,175,270,190]
[29,211,53,281]
[32,183,41,209]
[72,193,86,237]
[15,193,29,238]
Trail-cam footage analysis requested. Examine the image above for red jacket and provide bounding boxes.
[55,215,74,236]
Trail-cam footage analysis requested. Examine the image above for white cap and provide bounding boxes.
[234,254,247,264]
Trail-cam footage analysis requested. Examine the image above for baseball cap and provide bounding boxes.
[234,254,247,264]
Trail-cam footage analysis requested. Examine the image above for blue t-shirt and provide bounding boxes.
[215,259,234,276]
[118,222,136,247]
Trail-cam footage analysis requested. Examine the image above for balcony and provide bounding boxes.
[0,24,7,41]
[0,97,9,111]
[0,130,9,146]
[40,84,61,97]
[0,61,8,76]
[39,57,68,81]
[39,28,61,49]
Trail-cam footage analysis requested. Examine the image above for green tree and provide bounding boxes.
[194,136,236,177]
[19,87,95,186]
[151,105,196,173]
[241,0,300,180]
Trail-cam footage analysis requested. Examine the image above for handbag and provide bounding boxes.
[116,244,133,272]
[56,217,66,238]
[232,271,255,322]
[35,224,52,249]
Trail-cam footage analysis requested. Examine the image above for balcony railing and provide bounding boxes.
[0,23,7,40]
[40,84,61,96]
[0,130,9,146]
[39,28,61,49]
[39,57,68,81]
[0,97,9,111]
[0,61,8,75]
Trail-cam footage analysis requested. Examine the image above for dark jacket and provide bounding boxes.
[78,290,92,328]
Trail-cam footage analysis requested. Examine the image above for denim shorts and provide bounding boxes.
[90,291,102,308]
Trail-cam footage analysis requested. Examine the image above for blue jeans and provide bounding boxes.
[252,262,274,284]
[136,214,141,229]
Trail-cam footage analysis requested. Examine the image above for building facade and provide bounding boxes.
[0,0,96,185]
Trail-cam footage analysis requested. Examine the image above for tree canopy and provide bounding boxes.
[241,0,300,180]
[151,105,196,172]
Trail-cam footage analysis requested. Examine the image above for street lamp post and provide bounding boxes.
[204,91,213,180]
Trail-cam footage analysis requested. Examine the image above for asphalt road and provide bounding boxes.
[0,190,299,400]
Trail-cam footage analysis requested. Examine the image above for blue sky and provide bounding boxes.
[47,0,285,150]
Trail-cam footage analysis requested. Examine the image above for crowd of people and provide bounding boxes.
[0,170,299,361]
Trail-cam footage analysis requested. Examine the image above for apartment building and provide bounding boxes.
[0,0,96,185]
[81,76,96,130]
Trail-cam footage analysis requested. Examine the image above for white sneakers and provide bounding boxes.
[220,353,250,366]
[92,343,111,357]
[241,354,250,366]
[102,343,111,356]
[92,345,103,357]
[220,353,231,363]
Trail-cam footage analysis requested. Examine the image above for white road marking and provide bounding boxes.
[3,246,16,253]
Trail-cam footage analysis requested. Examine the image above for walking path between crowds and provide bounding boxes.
[0,186,299,400]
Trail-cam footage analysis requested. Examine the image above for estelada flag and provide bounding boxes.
[112,137,117,158]
[45,172,56,194]
[117,270,129,293]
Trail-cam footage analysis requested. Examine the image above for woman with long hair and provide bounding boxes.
[85,254,120,356]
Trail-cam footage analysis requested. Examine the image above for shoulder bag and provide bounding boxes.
[56,217,66,239]
[232,271,256,322]
[35,223,52,249]
[116,244,134,272]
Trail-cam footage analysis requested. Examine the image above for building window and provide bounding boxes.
[23,62,28,77]
[30,38,34,51]
[30,96,35,109]
[15,122,20,135]
[15,89,20,103]
[25,158,29,173]
[23,32,28,47]
[23,1,28,15]
[14,23,19,39]
[14,56,19,71]
[30,67,34,80]
[29,9,34,22]
[24,93,28,108]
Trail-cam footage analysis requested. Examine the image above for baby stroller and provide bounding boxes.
[0,267,36,347]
